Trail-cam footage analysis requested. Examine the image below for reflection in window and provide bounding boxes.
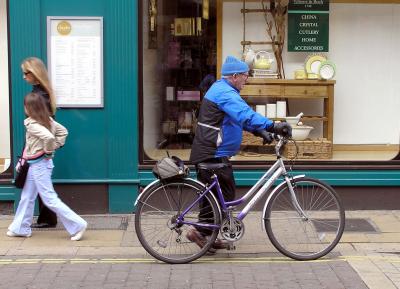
[142,0,216,161]
[0,0,10,174]
[141,1,399,163]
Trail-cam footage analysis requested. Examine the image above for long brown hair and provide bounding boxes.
[24,93,52,131]
[21,57,56,115]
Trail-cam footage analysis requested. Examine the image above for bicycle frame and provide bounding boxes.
[177,138,307,230]
[135,136,345,263]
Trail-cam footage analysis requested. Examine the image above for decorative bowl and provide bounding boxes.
[294,69,307,79]
[291,125,313,140]
[285,112,304,126]
[285,117,300,126]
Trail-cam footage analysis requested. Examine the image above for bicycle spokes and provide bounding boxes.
[265,177,345,261]
[135,180,221,264]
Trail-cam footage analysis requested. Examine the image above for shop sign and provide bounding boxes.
[288,0,329,11]
[47,16,104,107]
[287,0,329,52]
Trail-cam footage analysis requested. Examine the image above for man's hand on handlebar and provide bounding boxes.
[253,130,274,145]
[254,122,292,145]
[269,122,292,137]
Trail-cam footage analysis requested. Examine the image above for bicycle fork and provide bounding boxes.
[285,175,308,220]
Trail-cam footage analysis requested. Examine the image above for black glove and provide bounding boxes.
[269,122,292,137]
[253,130,274,145]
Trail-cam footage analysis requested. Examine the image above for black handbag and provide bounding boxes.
[14,143,30,189]
[14,157,29,188]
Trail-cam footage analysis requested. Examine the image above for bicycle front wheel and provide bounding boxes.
[264,177,345,260]
[135,179,221,264]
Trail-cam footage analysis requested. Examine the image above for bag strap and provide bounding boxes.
[17,141,26,159]
[171,156,184,171]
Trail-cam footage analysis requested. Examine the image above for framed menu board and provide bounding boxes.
[47,16,103,107]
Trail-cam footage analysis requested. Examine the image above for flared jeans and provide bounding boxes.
[9,158,87,236]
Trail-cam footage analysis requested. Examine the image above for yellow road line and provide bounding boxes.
[0,255,399,265]
[17,258,42,262]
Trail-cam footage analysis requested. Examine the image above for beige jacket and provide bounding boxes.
[24,117,68,159]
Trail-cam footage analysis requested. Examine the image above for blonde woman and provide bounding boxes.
[21,57,56,116]
[21,57,57,228]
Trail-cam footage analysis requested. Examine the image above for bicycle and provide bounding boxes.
[134,134,345,264]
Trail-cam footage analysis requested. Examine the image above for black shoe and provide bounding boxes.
[211,238,229,250]
[31,223,57,229]
[186,229,217,253]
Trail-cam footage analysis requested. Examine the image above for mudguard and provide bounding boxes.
[134,178,222,222]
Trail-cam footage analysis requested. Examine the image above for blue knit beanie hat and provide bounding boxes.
[221,56,249,76]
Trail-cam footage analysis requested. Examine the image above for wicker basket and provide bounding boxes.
[242,131,263,146]
[241,131,274,154]
[283,138,332,159]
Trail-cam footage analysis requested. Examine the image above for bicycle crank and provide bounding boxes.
[220,217,245,242]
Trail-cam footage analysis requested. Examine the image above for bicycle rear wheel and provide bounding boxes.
[264,177,345,260]
[135,179,221,264]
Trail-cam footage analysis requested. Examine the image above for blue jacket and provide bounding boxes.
[190,79,273,164]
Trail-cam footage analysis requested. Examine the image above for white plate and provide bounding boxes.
[319,61,336,80]
[305,54,327,74]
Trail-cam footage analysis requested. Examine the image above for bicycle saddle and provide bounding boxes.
[197,162,231,170]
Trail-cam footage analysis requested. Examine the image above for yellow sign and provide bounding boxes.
[57,21,71,35]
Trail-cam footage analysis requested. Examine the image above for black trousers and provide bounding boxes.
[36,195,57,225]
[196,158,236,236]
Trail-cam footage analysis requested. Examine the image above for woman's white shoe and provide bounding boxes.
[71,225,87,241]
[6,230,31,238]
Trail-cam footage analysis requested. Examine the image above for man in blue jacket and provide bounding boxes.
[188,55,291,251]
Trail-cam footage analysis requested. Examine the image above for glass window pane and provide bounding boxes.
[141,1,400,164]
[142,0,216,162]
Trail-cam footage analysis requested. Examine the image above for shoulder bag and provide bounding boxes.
[14,145,29,189]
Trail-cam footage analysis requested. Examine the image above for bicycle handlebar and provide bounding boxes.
[256,131,289,157]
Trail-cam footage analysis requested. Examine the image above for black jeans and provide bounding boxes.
[37,195,57,226]
[196,158,236,236]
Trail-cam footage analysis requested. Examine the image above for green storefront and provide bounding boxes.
[1,0,139,213]
[0,0,399,213]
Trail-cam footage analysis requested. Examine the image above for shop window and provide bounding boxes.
[0,0,11,174]
[141,0,217,162]
[141,1,400,165]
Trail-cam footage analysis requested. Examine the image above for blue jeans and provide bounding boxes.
[9,159,86,236]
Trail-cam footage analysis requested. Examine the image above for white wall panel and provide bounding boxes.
[223,2,400,144]
[0,0,10,161]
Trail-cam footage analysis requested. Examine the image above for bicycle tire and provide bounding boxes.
[264,177,345,260]
[135,179,221,264]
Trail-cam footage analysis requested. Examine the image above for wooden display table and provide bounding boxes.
[241,78,335,142]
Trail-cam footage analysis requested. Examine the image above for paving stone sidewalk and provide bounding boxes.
[0,260,368,289]
[0,210,400,288]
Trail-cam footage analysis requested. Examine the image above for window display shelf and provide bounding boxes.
[241,78,335,141]
[269,116,328,122]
